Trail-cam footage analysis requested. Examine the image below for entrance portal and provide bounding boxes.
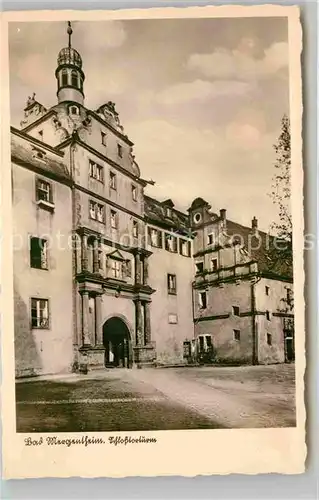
[103,317,131,368]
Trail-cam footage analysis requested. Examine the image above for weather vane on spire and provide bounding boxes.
[67,21,73,48]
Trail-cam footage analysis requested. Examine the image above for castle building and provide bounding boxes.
[12,24,294,377]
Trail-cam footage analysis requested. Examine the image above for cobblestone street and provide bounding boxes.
[16,364,295,433]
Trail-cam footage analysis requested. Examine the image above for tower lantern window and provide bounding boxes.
[61,69,68,86]
[71,70,78,88]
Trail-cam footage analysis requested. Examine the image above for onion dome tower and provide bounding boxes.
[55,22,85,105]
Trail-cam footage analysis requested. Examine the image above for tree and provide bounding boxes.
[268,115,293,272]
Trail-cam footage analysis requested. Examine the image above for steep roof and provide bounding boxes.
[226,219,293,278]
[144,195,190,235]
[11,128,70,182]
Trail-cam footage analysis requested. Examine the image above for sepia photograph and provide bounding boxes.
[1,5,306,479]
[9,14,298,434]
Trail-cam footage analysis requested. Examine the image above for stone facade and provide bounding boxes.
[12,26,294,377]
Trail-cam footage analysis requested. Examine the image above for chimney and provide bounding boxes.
[219,209,226,221]
[252,216,258,235]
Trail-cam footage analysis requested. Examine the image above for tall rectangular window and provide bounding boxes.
[167,274,177,294]
[233,329,241,341]
[109,171,117,190]
[101,131,107,146]
[196,262,204,273]
[111,210,118,229]
[267,333,272,346]
[31,298,49,329]
[89,200,105,222]
[165,234,178,253]
[149,228,162,248]
[111,259,121,279]
[207,233,214,245]
[232,306,240,316]
[117,144,123,158]
[210,258,218,271]
[30,237,48,270]
[265,310,271,321]
[132,185,137,201]
[36,179,52,203]
[265,285,270,296]
[199,291,207,309]
[180,239,191,257]
[133,220,138,238]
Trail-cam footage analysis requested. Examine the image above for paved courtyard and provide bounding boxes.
[16,364,296,433]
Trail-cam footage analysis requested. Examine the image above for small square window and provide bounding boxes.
[233,329,240,341]
[30,237,48,270]
[267,333,272,346]
[101,131,107,146]
[167,274,177,294]
[265,310,271,321]
[168,313,178,324]
[196,262,204,273]
[109,171,117,190]
[232,306,240,316]
[265,285,270,296]
[31,298,49,329]
[117,144,123,158]
[199,291,207,309]
[132,185,137,201]
[70,106,79,115]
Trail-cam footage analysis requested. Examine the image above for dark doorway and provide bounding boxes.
[103,317,131,368]
[285,337,295,362]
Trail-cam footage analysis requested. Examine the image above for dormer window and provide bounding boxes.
[166,207,172,218]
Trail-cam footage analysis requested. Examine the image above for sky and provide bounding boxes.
[9,18,289,232]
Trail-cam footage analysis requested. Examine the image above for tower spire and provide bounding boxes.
[67,21,73,49]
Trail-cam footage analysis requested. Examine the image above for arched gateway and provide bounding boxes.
[103,317,132,368]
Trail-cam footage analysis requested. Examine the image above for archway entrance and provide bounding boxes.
[103,317,131,368]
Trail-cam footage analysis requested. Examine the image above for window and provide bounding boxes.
[165,234,177,253]
[132,185,137,201]
[180,239,191,257]
[71,70,78,88]
[61,69,68,86]
[117,144,123,158]
[109,171,117,190]
[133,220,138,238]
[167,274,177,295]
[166,207,172,218]
[36,179,52,203]
[199,336,205,353]
[70,105,79,115]
[206,336,212,349]
[233,329,241,341]
[183,341,191,358]
[101,131,107,146]
[267,333,272,346]
[89,200,105,223]
[38,130,43,141]
[208,233,214,245]
[30,237,48,270]
[287,288,293,306]
[232,306,240,316]
[31,298,49,329]
[89,160,104,182]
[149,228,162,248]
[168,313,178,324]
[196,262,204,274]
[265,310,271,321]
[110,210,118,229]
[111,259,121,279]
[210,258,218,272]
[199,291,207,309]
[265,285,270,296]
